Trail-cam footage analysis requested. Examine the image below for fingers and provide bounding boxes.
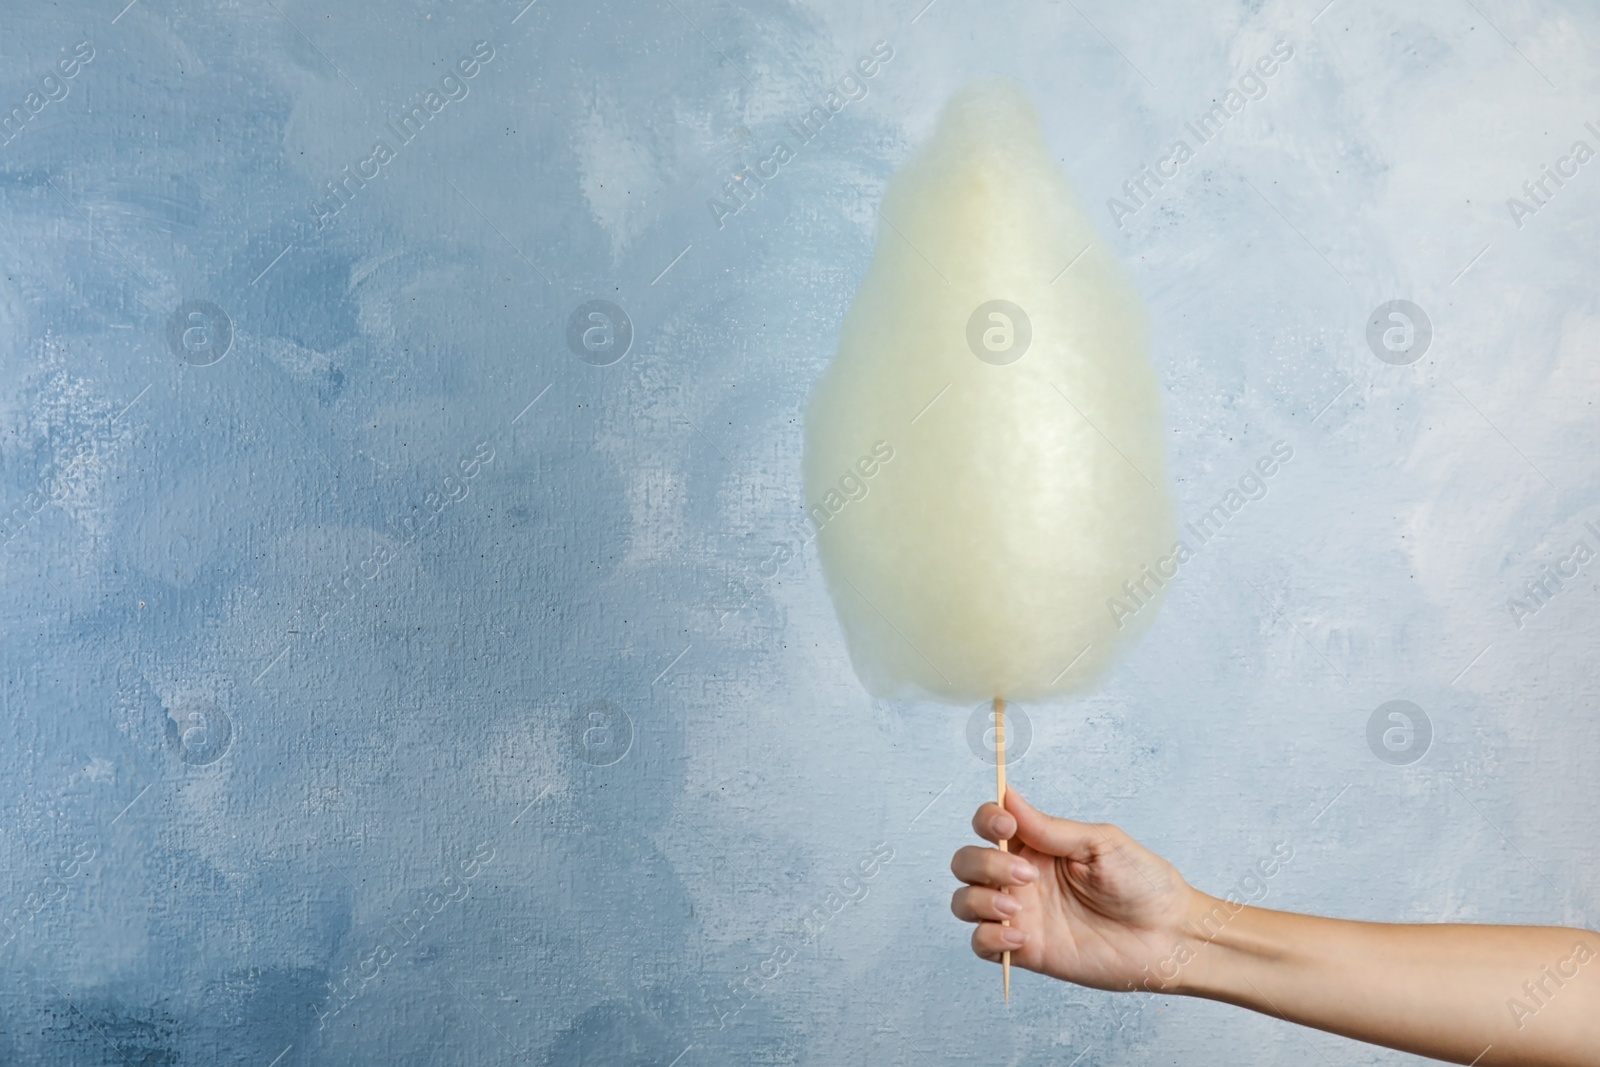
[950,885,1021,923]
[971,802,1016,845]
[950,845,1038,888]
[969,791,1107,859]
[1005,789,1105,860]
[971,921,1027,962]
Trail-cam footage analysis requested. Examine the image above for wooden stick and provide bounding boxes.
[995,696,1010,1001]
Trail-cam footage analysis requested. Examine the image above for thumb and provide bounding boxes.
[1005,790,1100,860]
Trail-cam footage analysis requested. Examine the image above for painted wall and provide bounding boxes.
[1,0,1596,1063]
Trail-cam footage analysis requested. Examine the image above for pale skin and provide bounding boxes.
[950,790,1600,1066]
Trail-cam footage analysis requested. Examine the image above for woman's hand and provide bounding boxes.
[950,790,1199,992]
[951,791,1600,1066]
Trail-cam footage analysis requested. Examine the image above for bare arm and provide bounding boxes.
[1177,893,1600,1064]
[950,792,1600,1066]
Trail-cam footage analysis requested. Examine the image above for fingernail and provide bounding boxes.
[1011,861,1037,883]
[1000,927,1026,947]
[994,894,1020,917]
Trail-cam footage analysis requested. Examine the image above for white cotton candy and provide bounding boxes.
[803,80,1175,705]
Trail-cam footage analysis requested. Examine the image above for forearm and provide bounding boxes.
[1174,892,1600,1066]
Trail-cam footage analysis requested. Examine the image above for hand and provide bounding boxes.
[949,790,1199,992]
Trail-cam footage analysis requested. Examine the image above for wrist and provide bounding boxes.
[1121,886,1228,996]
[1163,889,1260,998]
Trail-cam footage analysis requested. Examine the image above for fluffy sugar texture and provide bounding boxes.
[803,80,1175,705]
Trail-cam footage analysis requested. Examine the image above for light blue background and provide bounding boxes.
[2,0,1596,1062]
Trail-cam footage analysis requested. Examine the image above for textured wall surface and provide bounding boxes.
[2,1,1597,1063]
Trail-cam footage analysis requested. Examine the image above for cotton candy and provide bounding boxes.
[803,79,1175,705]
